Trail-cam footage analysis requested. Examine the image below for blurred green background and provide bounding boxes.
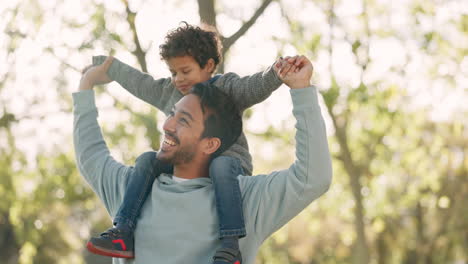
[0,0,467,263]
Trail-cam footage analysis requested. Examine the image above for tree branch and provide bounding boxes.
[326,1,370,263]
[222,0,274,51]
[121,0,148,73]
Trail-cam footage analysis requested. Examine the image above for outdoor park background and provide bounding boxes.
[0,0,467,263]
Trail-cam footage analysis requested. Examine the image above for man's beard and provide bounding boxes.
[157,144,196,165]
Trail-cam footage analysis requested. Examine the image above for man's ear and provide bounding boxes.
[204,58,216,73]
[202,137,221,155]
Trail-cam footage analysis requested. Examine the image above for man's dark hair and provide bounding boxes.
[159,22,222,72]
[189,83,242,158]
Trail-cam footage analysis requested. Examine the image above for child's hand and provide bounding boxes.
[274,56,300,79]
[280,55,313,89]
[79,56,113,91]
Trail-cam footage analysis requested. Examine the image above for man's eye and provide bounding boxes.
[171,72,176,77]
[182,70,191,74]
[179,118,188,124]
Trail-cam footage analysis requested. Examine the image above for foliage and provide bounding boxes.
[0,0,466,263]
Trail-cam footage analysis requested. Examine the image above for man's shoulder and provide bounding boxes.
[237,171,279,193]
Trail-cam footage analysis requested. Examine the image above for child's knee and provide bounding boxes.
[210,156,233,171]
[135,151,157,167]
[209,156,242,177]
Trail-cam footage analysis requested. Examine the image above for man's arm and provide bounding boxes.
[92,55,175,113]
[239,57,333,240]
[74,61,133,216]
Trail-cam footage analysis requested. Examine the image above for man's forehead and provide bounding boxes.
[174,94,203,120]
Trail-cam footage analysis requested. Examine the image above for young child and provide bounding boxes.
[86,22,299,264]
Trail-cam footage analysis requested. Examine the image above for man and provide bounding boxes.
[73,55,332,264]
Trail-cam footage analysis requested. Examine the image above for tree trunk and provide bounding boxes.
[197,0,217,27]
[350,174,370,264]
[415,201,425,264]
[196,0,274,73]
[325,103,370,264]
[327,0,370,262]
[0,212,20,264]
[376,230,388,264]
[336,126,370,264]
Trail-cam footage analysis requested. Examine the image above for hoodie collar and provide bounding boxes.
[157,173,212,193]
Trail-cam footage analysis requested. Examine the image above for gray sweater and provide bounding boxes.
[93,56,283,175]
[73,86,332,264]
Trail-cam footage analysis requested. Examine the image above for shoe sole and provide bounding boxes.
[86,241,134,258]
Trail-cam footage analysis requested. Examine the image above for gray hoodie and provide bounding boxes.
[73,86,332,264]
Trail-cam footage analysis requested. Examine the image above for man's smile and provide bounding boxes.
[164,138,177,146]
[162,133,179,150]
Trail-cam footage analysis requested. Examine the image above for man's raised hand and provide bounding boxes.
[79,56,113,91]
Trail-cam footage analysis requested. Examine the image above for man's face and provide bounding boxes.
[166,56,214,95]
[156,94,207,165]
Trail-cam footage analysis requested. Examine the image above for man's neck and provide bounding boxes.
[172,160,210,179]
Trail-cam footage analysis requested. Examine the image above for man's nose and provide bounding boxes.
[162,116,176,132]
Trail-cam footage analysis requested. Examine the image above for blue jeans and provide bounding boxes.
[113,151,247,238]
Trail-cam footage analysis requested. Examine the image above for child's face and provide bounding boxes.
[166,56,214,95]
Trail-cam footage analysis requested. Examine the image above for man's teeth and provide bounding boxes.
[165,139,177,146]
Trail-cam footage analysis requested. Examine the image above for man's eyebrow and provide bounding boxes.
[173,106,194,121]
[180,110,194,121]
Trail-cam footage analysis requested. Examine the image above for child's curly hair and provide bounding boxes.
[159,22,222,72]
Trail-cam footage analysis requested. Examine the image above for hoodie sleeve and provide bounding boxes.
[239,86,332,241]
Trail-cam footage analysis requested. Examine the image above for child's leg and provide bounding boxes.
[114,151,173,230]
[87,151,173,259]
[209,156,245,264]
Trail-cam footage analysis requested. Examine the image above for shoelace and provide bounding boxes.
[100,228,121,238]
[213,248,241,263]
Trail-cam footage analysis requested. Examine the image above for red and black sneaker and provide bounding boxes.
[212,248,242,264]
[86,227,134,259]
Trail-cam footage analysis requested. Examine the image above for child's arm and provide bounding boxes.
[92,56,175,113]
[214,57,297,110]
